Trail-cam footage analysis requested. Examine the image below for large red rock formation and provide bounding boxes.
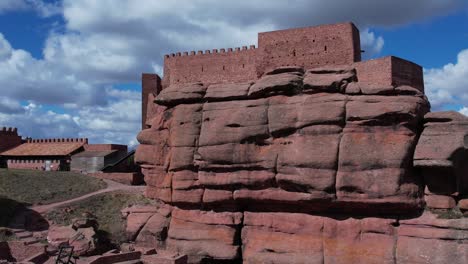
[135,23,468,264]
[137,66,430,212]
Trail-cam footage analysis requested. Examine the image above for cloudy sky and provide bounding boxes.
[0,0,467,146]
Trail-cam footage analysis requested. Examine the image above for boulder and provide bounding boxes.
[71,217,98,230]
[425,194,457,209]
[167,209,241,263]
[47,225,97,256]
[135,212,170,248]
[125,213,153,240]
[414,111,468,195]
[303,67,356,93]
[155,83,206,106]
[397,211,468,263]
[248,72,302,97]
[204,82,251,100]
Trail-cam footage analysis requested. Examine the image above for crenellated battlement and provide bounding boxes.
[0,127,18,134]
[164,45,257,58]
[26,138,88,144]
[162,22,362,87]
[0,127,22,153]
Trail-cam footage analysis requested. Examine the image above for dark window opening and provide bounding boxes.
[324,46,327,51]
[223,65,225,70]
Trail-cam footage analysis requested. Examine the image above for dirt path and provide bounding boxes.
[31,179,145,214]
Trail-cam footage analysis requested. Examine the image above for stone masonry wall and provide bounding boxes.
[256,22,361,76]
[162,22,361,88]
[163,46,257,87]
[7,159,61,171]
[0,127,22,153]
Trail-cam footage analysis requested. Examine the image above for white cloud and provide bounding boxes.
[0,97,23,114]
[0,0,61,17]
[74,87,141,146]
[0,33,105,106]
[360,28,384,59]
[25,0,62,17]
[0,102,79,140]
[0,88,141,147]
[0,1,27,14]
[49,0,462,88]
[460,107,468,116]
[425,49,468,109]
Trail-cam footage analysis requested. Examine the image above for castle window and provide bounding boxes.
[201,66,204,72]
[292,50,296,57]
[223,65,225,70]
[324,46,327,51]
[242,64,245,68]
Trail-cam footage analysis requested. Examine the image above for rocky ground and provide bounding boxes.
[0,175,162,264]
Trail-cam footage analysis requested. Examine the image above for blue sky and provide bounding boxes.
[0,0,467,146]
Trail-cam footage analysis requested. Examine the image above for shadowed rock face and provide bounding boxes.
[134,66,468,263]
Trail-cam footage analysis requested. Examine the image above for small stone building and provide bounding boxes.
[1,138,88,171]
[70,144,128,173]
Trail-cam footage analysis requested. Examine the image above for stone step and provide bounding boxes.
[22,237,40,245]
[115,260,143,264]
[15,231,33,239]
[9,228,25,234]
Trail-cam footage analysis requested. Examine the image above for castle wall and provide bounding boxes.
[256,22,361,75]
[161,22,362,87]
[25,138,88,143]
[391,56,424,93]
[0,127,22,153]
[84,144,127,152]
[354,56,424,92]
[142,73,162,129]
[7,159,61,171]
[163,46,257,88]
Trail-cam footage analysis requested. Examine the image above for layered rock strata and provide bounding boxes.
[137,66,430,214]
[133,65,468,263]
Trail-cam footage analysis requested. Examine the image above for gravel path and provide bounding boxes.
[31,179,145,214]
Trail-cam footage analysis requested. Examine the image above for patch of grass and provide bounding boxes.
[0,169,107,205]
[46,191,155,246]
[0,227,16,242]
[429,208,464,219]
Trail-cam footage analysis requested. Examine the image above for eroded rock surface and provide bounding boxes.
[137,67,430,213]
[134,66,468,263]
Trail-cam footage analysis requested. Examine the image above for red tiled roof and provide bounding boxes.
[1,142,85,157]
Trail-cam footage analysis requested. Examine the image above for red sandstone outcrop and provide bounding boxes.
[135,23,467,264]
[414,111,468,210]
[136,66,430,214]
[47,218,99,256]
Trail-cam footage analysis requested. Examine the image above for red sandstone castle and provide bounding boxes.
[142,22,423,127]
